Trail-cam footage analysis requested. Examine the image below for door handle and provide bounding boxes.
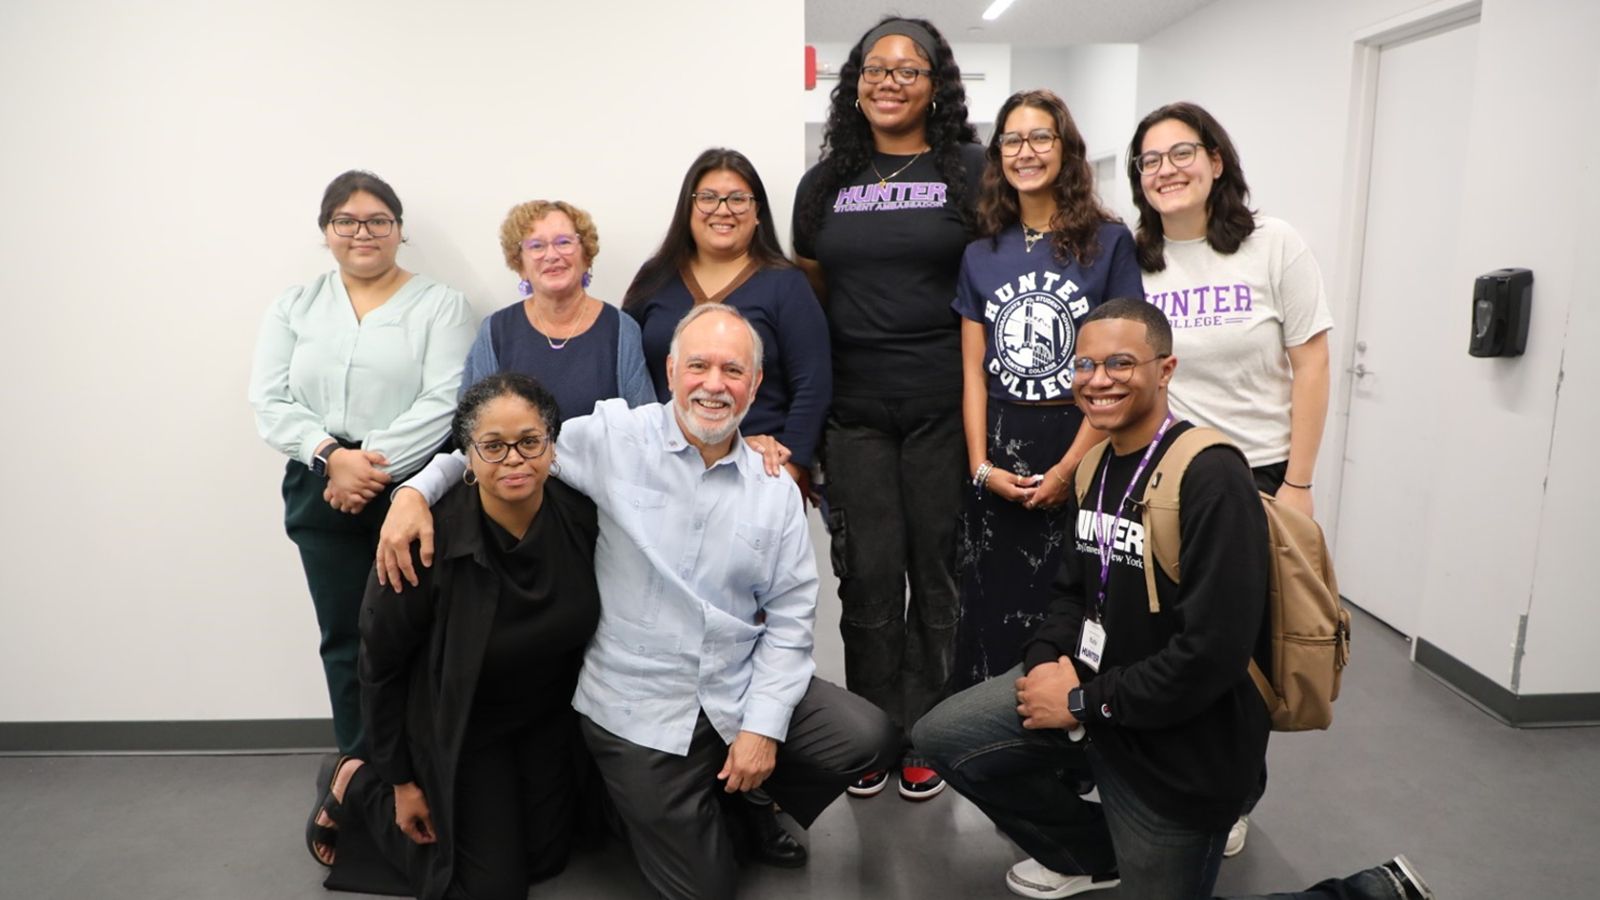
[1346,363,1372,378]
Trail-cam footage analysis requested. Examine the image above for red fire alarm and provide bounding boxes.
[805,44,817,90]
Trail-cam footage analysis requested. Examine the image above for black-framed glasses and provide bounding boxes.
[329,216,396,238]
[690,191,756,215]
[1134,142,1207,176]
[1071,353,1170,383]
[860,65,933,85]
[470,434,550,464]
[521,234,581,258]
[997,129,1058,157]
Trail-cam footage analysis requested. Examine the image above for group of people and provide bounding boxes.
[249,13,1429,900]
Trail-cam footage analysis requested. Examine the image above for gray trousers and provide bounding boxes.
[579,677,899,900]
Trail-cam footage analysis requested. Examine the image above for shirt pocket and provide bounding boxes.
[730,520,779,594]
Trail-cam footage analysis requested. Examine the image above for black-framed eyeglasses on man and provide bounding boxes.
[470,434,550,464]
[860,65,934,85]
[1071,353,1170,383]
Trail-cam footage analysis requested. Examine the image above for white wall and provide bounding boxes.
[0,0,804,722]
[1010,44,1141,224]
[1136,0,1600,696]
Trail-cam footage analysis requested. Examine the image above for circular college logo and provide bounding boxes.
[994,293,1074,378]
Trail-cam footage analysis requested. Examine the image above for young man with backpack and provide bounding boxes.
[912,298,1429,899]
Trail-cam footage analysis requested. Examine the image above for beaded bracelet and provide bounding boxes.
[972,460,994,495]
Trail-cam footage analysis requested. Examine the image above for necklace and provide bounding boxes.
[531,295,589,350]
[1023,225,1048,253]
[870,149,927,188]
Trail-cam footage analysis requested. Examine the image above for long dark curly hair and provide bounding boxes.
[977,90,1114,266]
[622,147,791,313]
[794,16,979,248]
[1126,101,1256,272]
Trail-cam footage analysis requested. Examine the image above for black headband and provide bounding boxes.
[858,19,937,65]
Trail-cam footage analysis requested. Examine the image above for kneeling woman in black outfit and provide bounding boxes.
[307,372,600,900]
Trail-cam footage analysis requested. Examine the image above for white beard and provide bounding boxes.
[676,387,748,446]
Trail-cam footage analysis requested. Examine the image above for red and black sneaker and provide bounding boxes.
[898,753,946,801]
[847,769,891,797]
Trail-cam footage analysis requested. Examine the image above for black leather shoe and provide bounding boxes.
[738,801,809,868]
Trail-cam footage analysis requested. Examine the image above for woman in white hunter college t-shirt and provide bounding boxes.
[1126,102,1332,520]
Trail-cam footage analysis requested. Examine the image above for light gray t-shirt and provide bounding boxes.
[1143,217,1333,467]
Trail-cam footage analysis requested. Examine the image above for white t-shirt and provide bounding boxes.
[1143,216,1333,467]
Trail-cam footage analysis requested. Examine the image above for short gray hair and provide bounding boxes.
[667,303,764,374]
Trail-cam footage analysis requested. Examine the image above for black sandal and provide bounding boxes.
[304,754,351,866]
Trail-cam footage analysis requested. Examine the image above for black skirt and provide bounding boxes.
[950,401,1084,692]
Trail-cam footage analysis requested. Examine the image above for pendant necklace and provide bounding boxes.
[1023,222,1051,253]
[871,148,927,188]
[532,295,588,350]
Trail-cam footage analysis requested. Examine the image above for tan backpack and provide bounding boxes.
[1074,426,1352,731]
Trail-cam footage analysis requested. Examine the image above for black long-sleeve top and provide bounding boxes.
[1022,422,1272,830]
[359,478,599,899]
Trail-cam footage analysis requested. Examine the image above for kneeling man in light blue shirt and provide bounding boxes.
[379,303,898,900]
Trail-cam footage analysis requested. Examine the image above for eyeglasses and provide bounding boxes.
[690,191,756,215]
[1071,353,1170,383]
[521,235,581,258]
[860,65,934,85]
[470,434,550,464]
[997,129,1058,157]
[1134,142,1207,176]
[329,216,396,238]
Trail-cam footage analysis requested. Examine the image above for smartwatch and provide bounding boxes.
[1067,687,1088,722]
[312,442,340,477]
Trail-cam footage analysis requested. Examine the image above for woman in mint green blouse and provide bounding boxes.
[249,170,477,766]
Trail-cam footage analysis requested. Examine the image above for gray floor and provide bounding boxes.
[4,511,1598,899]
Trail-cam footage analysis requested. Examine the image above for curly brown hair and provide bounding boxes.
[497,200,599,273]
[977,90,1114,266]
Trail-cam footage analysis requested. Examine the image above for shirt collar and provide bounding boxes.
[656,402,749,476]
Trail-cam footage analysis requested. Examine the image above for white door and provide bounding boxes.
[1336,21,1479,636]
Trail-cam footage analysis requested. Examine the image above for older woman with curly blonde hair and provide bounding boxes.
[462,199,654,418]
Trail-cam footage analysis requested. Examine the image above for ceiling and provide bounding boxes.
[806,0,1217,47]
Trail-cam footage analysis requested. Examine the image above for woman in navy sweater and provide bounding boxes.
[623,147,831,495]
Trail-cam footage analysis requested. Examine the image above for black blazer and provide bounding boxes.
[358,478,599,900]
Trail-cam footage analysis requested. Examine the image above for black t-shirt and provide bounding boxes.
[793,144,985,399]
[1023,422,1272,830]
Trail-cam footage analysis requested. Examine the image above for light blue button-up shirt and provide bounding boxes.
[401,399,817,755]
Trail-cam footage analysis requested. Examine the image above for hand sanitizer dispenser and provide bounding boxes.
[1469,268,1532,358]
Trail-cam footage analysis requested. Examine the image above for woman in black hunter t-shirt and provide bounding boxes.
[792,15,984,802]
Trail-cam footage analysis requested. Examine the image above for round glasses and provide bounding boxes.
[997,129,1058,157]
[329,216,396,238]
[1071,353,1169,383]
[1134,142,1206,176]
[690,191,755,215]
[860,65,933,85]
[470,434,549,464]
[521,235,581,258]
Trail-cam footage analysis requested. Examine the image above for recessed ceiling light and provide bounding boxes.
[982,0,1018,21]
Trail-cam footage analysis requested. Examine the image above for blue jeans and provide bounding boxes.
[914,667,1410,900]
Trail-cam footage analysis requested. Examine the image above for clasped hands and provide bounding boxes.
[1016,655,1082,731]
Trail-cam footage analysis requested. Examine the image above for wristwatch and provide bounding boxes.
[1068,687,1088,722]
[311,442,340,477]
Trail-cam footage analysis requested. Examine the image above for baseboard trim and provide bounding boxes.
[1413,639,1600,728]
[0,718,334,755]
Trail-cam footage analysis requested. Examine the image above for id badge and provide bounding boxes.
[1077,618,1107,672]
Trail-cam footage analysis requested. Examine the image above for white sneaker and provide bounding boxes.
[1223,815,1249,857]
[1005,858,1121,899]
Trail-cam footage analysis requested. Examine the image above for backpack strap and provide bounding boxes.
[1073,439,1112,505]
[1139,426,1233,613]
